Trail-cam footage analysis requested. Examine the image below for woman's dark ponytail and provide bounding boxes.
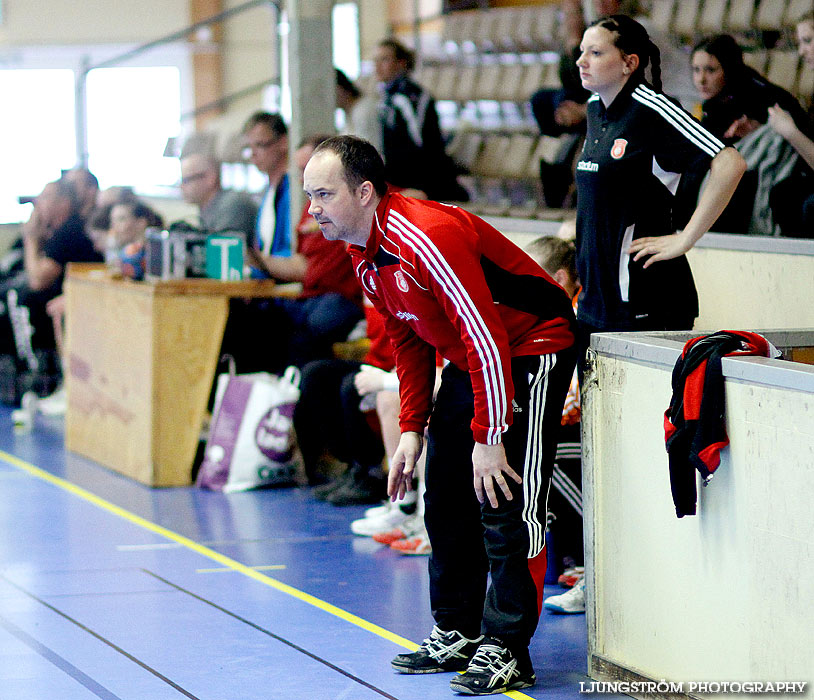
[591,14,661,91]
[648,39,662,92]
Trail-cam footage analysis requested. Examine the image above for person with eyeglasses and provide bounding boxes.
[219,127,364,375]
[179,152,257,241]
[242,111,292,268]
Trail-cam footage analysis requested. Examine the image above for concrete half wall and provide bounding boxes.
[583,329,814,697]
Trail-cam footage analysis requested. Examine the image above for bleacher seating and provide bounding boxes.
[410,1,813,219]
[455,64,480,103]
[726,0,756,32]
[756,0,789,30]
[766,49,802,94]
[743,48,769,74]
[199,1,813,223]
[672,0,703,39]
[785,0,813,26]
[478,63,505,101]
[698,0,728,35]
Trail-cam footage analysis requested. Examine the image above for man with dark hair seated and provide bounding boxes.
[243,111,292,261]
[220,128,363,374]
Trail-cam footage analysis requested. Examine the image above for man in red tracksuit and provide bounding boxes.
[303,136,576,696]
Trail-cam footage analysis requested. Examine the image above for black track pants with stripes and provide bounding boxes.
[423,348,575,662]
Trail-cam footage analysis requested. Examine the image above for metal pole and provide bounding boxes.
[75,55,90,167]
[285,0,335,247]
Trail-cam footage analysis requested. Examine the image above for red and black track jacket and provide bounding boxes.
[348,191,575,445]
[665,330,774,517]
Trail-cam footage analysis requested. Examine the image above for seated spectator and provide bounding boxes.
[179,152,258,240]
[63,167,100,222]
[336,68,382,153]
[374,39,468,202]
[768,14,814,237]
[676,34,810,234]
[221,134,363,373]
[96,185,138,211]
[293,296,394,504]
[21,179,103,304]
[107,200,163,279]
[28,196,160,415]
[0,178,103,404]
[243,112,291,262]
[690,34,808,143]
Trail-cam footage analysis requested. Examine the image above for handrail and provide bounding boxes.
[75,0,281,166]
[179,78,276,123]
[82,0,280,75]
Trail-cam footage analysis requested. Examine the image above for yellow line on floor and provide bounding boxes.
[0,450,534,699]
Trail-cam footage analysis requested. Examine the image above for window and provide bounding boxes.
[0,45,190,223]
[333,3,360,81]
[0,69,76,223]
[86,66,182,194]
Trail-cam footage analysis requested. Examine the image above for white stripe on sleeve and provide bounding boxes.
[632,84,725,158]
[387,210,508,443]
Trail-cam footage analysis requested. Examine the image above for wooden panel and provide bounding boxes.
[64,265,283,487]
[65,275,157,484]
[190,0,223,130]
[152,294,229,484]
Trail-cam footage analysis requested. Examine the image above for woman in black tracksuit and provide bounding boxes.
[573,15,747,371]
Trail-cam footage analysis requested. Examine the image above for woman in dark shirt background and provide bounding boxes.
[690,34,808,143]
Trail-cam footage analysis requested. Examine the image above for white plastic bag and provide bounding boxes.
[197,365,301,492]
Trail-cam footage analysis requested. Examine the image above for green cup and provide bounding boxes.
[206,234,244,280]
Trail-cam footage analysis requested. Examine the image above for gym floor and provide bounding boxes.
[0,408,613,700]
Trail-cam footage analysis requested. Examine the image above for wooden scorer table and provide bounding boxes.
[63,263,281,486]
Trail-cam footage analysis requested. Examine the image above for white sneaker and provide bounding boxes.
[351,505,414,537]
[11,391,38,428]
[364,488,417,519]
[37,385,67,417]
[363,501,392,519]
[544,577,586,614]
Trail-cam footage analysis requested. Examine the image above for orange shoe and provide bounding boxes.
[557,566,584,588]
[390,531,431,555]
[372,515,423,544]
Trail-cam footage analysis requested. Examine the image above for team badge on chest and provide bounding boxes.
[610,139,628,159]
[394,270,409,292]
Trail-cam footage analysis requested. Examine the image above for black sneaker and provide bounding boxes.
[449,638,536,695]
[327,476,385,506]
[312,471,352,500]
[392,626,483,674]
